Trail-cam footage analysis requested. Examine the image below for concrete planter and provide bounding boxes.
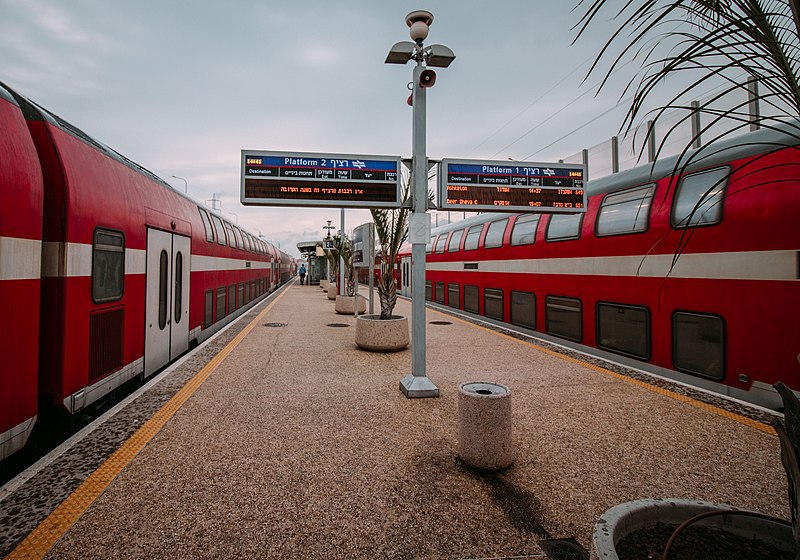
[335,295,367,315]
[327,283,338,300]
[320,280,328,290]
[354,315,409,352]
[590,498,793,560]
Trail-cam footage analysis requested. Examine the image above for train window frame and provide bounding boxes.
[228,284,236,314]
[510,291,536,330]
[210,214,227,245]
[510,214,540,246]
[672,311,726,380]
[425,280,433,301]
[435,281,445,303]
[198,207,215,243]
[224,222,236,248]
[464,225,483,251]
[596,302,651,360]
[92,228,125,303]
[434,233,448,254]
[232,226,244,250]
[545,213,584,242]
[484,219,508,249]
[545,295,582,342]
[484,287,504,320]
[215,286,226,322]
[448,229,464,252]
[596,184,656,237]
[671,166,729,229]
[204,289,214,327]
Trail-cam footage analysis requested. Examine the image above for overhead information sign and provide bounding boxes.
[241,151,402,209]
[438,158,586,213]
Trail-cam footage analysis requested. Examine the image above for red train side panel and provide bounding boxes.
[0,84,43,459]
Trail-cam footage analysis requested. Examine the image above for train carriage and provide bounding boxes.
[0,84,44,459]
[0,82,293,461]
[414,122,800,409]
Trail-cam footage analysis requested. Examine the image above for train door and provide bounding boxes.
[144,229,190,377]
[400,256,411,298]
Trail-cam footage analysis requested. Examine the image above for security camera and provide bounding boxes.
[405,10,434,44]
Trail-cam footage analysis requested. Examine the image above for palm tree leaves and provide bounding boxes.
[370,177,411,319]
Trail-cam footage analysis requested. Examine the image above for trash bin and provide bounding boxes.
[457,382,513,471]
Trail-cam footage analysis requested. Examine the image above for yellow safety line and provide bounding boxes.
[6,290,288,560]
[432,308,776,436]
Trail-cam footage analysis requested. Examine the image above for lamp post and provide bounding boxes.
[171,175,188,193]
[386,10,455,398]
[323,220,335,283]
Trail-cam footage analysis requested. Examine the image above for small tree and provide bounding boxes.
[370,181,410,319]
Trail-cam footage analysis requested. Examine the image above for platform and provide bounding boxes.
[0,280,788,559]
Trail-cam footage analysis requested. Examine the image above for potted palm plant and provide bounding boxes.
[334,233,367,314]
[354,181,411,351]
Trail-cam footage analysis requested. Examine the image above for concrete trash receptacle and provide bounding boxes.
[457,382,512,471]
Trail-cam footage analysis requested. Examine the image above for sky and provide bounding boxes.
[1,0,644,257]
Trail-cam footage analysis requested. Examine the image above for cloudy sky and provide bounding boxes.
[1,0,646,257]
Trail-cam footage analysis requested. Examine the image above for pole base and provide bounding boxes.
[400,374,439,398]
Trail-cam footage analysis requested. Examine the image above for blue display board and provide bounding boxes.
[241,151,402,209]
[438,158,587,213]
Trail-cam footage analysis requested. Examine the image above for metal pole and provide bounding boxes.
[400,59,439,398]
[368,223,374,315]
[339,208,345,296]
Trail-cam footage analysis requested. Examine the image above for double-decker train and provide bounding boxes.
[0,82,295,461]
[400,122,800,410]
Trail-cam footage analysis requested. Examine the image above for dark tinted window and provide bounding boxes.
[673,312,724,379]
[228,285,236,313]
[434,234,448,254]
[174,252,183,324]
[158,250,168,330]
[435,282,445,303]
[198,208,214,242]
[92,229,124,302]
[215,287,226,322]
[484,288,503,320]
[447,284,460,308]
[464,285,479,313]
[510,291,535,329]
[204,290,213,327]
[546,296,582,342]
[210,215,226,245]
[597,303,650,359]
[425,281,432,301]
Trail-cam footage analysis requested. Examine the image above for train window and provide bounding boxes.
[215,287,226,322]
[434,234,448,254]
[204,290,213,327]
[425,281,433,301]
[672,167,728,228]
[464,225,483,251]
[546,214,583,242]
[238,282,245,307]
[464,285,479,313]
[596,184,656,237]
[484,219,508,249]
[245,282,250,304]
[92,229,125,303]
[545,296,582,342]
[448,229,464,252]
[210,215,227,245]
[224,222,236,248]
[673,312,725,380]
[158,250,168,330]
[597,303,650,359]
[511,215,540,246]
[198,208,215,243]
[484,288,504,320]
[233,226,244,250]
[174,252,183,324]
[435,281,445,303]
[448,284,460,308]
[228,285,236,314]
[511,291,536,329]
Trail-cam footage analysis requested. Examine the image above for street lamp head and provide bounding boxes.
[405,10,433,44]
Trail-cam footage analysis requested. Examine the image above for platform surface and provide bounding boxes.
[1,281,787,559]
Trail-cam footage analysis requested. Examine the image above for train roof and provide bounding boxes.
[428,119,800,237]
[0,82,17,105]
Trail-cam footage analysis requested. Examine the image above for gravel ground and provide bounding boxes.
[11,281,789,559]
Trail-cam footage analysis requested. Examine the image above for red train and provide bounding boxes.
[0,82,295,461]
[401,122,800,410]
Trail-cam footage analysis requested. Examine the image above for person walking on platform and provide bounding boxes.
[299,263,306,285]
